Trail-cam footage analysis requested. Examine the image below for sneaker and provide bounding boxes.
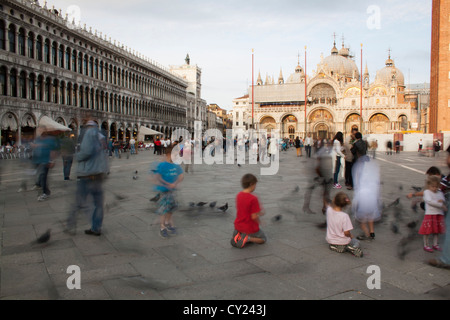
[159,228,170,239]
[432,245,442,252]
[333,184,342,189]
[84,229,101,236]
[31,185,39,191]
[236,234,249,248]
[37,194,49,201]
[231,231,248,248]
[423,246,434,253]
[370,233,375,240]
[357,234,372,241]
[165,225,177,235]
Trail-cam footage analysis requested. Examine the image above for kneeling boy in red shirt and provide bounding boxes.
[231,174,266,248]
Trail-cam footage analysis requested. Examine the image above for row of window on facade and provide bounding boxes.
[0,66,185,123]
[0,20,185,104]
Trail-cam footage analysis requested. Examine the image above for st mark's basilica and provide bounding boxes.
[233,41,417,140]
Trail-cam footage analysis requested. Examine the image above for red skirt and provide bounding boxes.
[419,215,446,235]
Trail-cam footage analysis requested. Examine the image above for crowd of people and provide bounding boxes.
[3,118,449,270]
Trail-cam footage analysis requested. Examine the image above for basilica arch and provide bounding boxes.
[307,77,339,106]
[344,113,361,134]
[308,108,334,140]
[281,114,298,140]
[259,116,276,133]
[369,113,390,134]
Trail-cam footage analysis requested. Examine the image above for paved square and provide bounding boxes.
[0,148,449,300]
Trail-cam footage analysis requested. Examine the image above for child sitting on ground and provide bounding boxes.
[326,192,363,257]
[231,173,266,248]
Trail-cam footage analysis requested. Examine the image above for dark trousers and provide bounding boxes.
[67,176,104,233]
[37,163,50,195]
[62,155,73,179]
[334,157,341,184]
[345,161,353,187]
[305,145,312,158]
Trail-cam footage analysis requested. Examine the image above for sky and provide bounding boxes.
[48,0,432,111]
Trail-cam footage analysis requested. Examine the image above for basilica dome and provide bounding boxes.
[322,44,360,80]
[287,64,305,83]
[374,56,405,87]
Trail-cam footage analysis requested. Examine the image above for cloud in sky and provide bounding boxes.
[49,0,431,109]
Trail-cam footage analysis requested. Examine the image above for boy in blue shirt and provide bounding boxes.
[151,144,184,238]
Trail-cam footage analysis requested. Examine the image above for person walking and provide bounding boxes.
[352,150,381,241]
[65,118,109,236]
[305,133,313,158]
[130,137,136,155]
[151,144,184,238]
[60,133,76,181]
[31,129,58,201]
[295,136,302,157]
[332,132,345,189]
[386,140,393,155]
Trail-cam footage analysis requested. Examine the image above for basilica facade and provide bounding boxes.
[0,0,191,146]
[233,42,417,140]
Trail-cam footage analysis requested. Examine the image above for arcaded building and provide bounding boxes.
[236,41,417,140]
[0,0,189,146]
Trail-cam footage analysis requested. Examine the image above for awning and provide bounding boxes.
[138,126,163,141]
[38,116,72,132]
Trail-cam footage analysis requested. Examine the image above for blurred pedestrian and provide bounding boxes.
[303,140,333,215]
[151,144,184,238]
[31,128,58,201]
[353,153,381,241]
[65,118,109,236]
[130,137,136,155]
[386,140,393,155]
[295,136,302,157]
[60,133,76,180]
[305,133,312,158]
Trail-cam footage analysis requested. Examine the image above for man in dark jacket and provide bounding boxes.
[351,132,367,161]
[65,119,108,236]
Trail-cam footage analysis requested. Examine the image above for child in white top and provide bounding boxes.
[326,192,363,257]
[419,175,447,252]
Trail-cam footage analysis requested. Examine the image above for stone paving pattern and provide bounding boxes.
[0,148,449,300]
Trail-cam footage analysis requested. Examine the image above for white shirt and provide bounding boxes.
[305,137,312,146]
[333,140,345,158]
[423,189,445,215]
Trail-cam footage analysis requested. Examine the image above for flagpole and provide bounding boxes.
[252,48,255,129]
[360,43,363,133]
[304,46,307,136]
